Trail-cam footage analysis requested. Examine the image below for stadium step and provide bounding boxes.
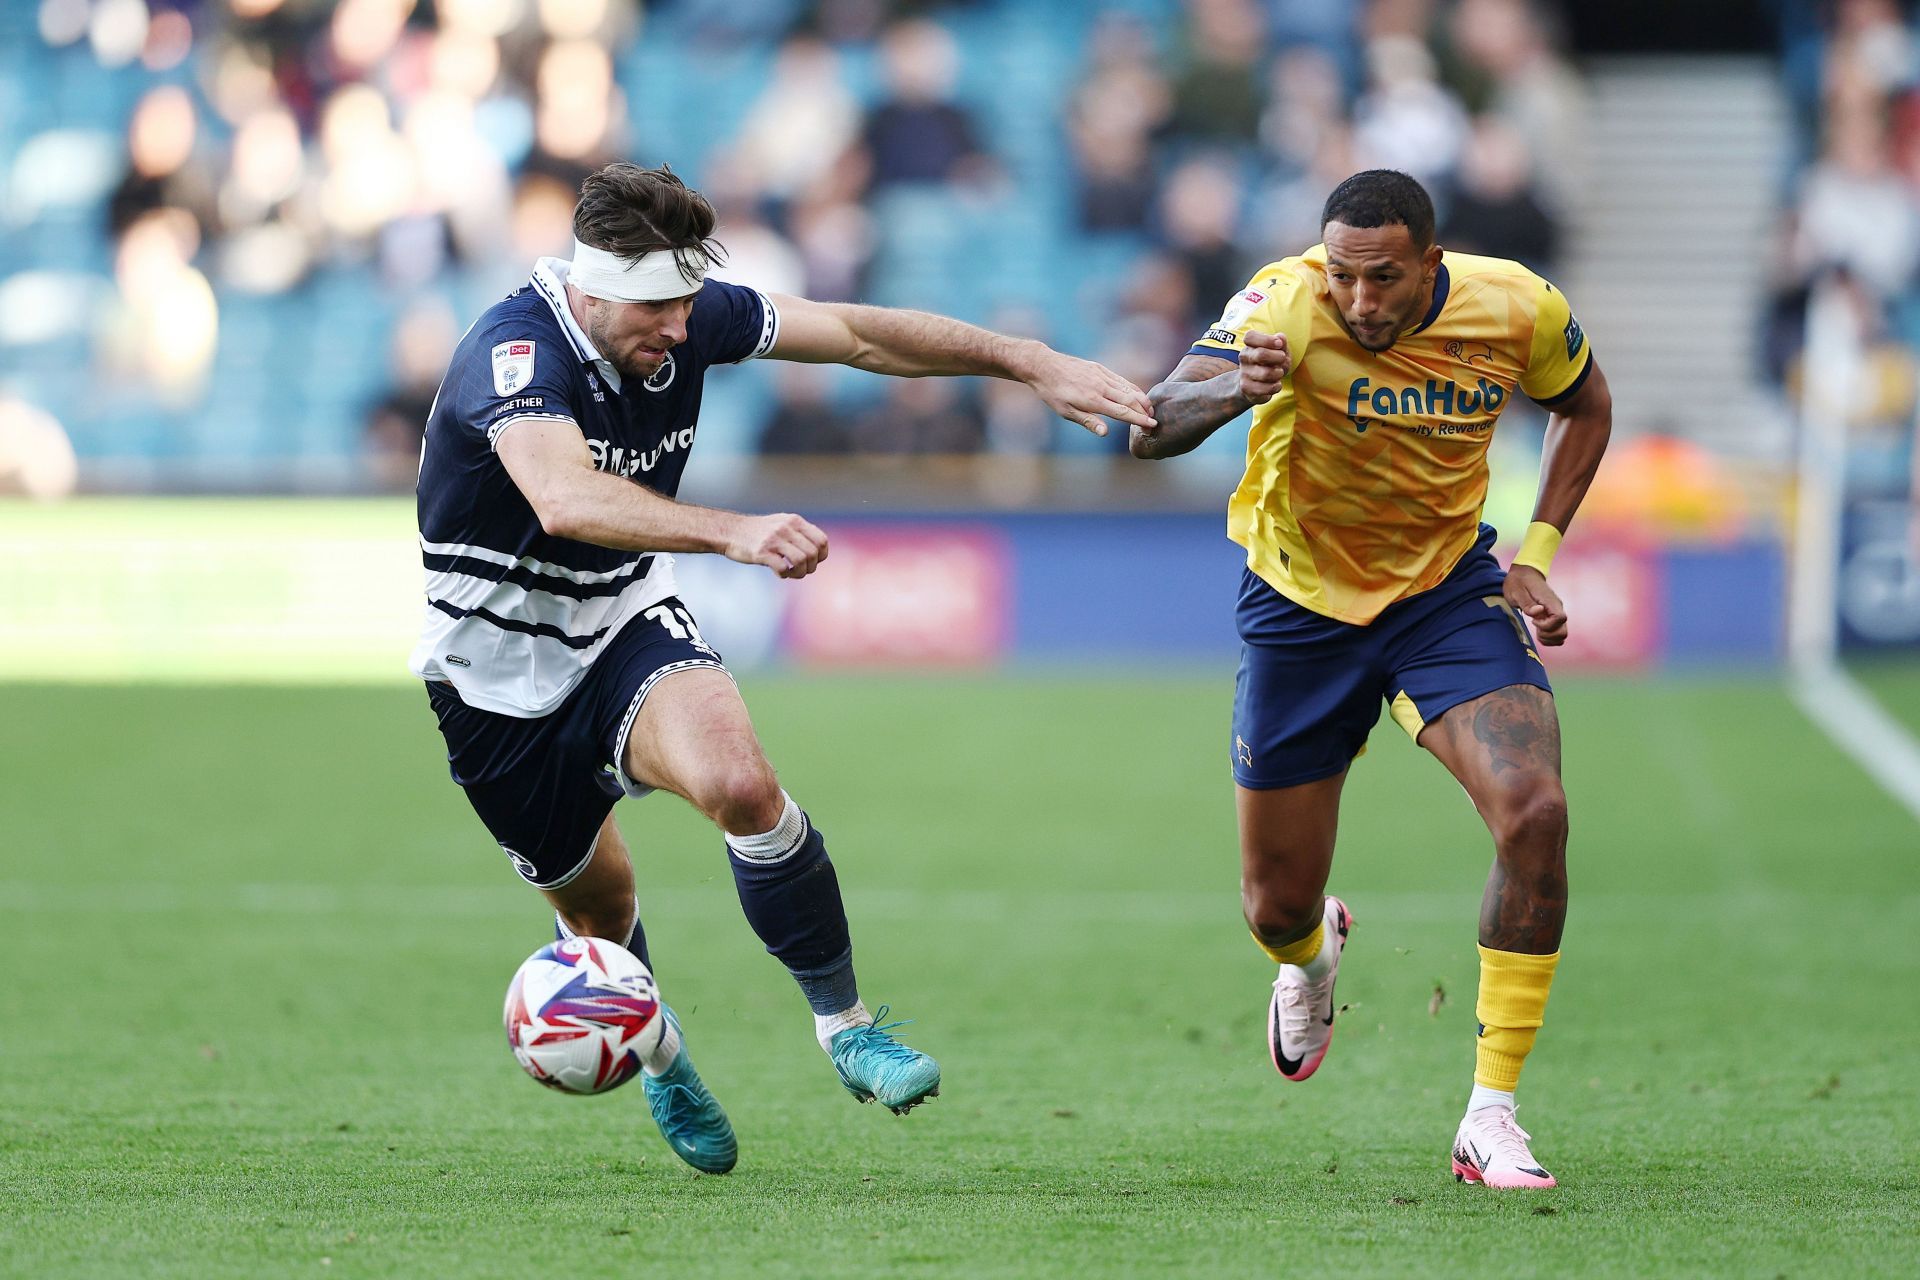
[1561,56,1790,456]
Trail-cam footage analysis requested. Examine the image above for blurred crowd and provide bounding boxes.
[1771,0,1920,500]
[0,0,1584,493]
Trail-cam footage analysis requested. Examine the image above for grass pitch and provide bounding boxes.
[2,674,1917,1278]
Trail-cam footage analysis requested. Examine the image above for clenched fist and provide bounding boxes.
[1504,565,1568,646]
[1240,331,1292,404]
[727,512,829,579]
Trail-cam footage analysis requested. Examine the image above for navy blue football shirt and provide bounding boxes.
[409,257,779,715]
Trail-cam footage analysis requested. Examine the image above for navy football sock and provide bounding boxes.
[624,911,652,972]
[726,798,858,1015]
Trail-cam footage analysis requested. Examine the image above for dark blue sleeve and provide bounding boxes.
[446,315,584,451]
[689,280,780,366]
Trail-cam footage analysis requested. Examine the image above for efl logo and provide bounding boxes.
[492,339,536,397]
[1217,287,1268,330]
[782,526,1010,666]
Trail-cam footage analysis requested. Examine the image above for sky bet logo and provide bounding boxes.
[1345,376,1506,433]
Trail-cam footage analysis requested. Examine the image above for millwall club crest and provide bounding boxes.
[491,340,535,396]
[642,352,676,393]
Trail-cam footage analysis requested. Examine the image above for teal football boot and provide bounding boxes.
[641,1007,738,1174]
[828,1006,941,1115]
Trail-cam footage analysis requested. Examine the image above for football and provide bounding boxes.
[503,937,665,1095]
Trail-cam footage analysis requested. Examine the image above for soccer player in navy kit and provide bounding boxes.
[413,163,1155,1174]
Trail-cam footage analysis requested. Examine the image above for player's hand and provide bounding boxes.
[728,512,829,579]
[1240,331,1291,404]
[1025,348,1156,437]
[1504,565,1568,646]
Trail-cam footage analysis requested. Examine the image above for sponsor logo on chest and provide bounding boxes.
[1340,374,1509,437]
[587,425,698,477]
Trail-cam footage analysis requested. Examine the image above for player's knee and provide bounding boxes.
[1489,775,1568,858]
[695,756,783,835]
[1242,878,1323,941]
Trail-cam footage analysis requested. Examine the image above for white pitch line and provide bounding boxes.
[1790,662,1920,825]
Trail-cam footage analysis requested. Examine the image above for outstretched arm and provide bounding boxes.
[1503,360,1614,645]
[497,417,829,579]
[766,294,1154,437]
[1133,331,1292,460]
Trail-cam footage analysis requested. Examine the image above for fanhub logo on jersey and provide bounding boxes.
[588,428,696,476]
[1344,376,1507,432]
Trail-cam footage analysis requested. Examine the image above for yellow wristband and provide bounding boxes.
[1512,521,1563,576]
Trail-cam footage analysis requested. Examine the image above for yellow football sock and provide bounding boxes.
[1473,945,1560,1091]
[1252,919,1324,967]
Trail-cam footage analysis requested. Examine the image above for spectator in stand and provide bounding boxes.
[851,377,988,455]
[1351,33,1469,189]
[982,377,1065,456]
[510,171,583,264]
[1067,17,1171,233]
[109,85,215,242]
[1259,45,1348,176]
[856,19,993,192]
[363,297,459,490]
[703,153,808,297]
[731,34,862,207]
[1097,261,1200,456]
[1269,0,1364,91]
[980,307,1068,456]
[1442,115,1559,274]
[1791,101,1920,300]
[1158,155,1253,329]
[1166,0,1270,146]
[1448,0,1588,214]
[1364,0,1440,43]
[1826,0,1917,99]
[787,171,878,303]
[1115,253,1202,366]
[1250,124,1359,257]
[759,363,853,456]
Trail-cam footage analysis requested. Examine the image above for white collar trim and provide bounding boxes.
[531,256,622,392]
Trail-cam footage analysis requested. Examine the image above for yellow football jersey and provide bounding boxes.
[1191,245,1593,625]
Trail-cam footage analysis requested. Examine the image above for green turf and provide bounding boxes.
[3,676,1917,1278]
[1851,657,1920,737]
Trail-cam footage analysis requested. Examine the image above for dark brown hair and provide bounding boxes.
[572,162,725,278]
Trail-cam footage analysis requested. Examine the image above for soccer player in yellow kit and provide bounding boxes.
[1131,171,1612,1188]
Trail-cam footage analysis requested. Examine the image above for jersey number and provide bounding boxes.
[644,604,714,653]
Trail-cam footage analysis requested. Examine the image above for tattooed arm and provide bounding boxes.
[1131,331,1292,460]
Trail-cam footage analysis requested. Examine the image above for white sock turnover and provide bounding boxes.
[641,1013,683,1076]
[814,1001,872,1053]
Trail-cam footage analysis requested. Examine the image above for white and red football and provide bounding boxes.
[503,937,665,1095]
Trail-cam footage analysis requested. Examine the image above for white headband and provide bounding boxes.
[569,239,707,302]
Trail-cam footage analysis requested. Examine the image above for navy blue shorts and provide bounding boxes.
[1232,525,1550,789]
[426,597,727,889]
